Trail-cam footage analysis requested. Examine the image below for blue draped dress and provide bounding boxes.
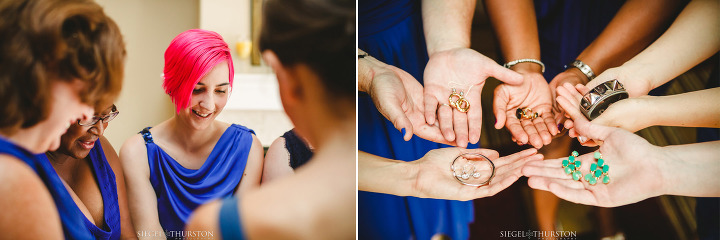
[36,139,122,240]
[359,0,477,239]
[139,124,254,237]
[0,137,93,239]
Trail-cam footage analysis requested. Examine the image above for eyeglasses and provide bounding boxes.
[77,110,119,126]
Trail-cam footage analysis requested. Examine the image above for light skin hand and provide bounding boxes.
[423,48,523,148]
[584,66,652,98]
[493,66,558,149]
[409,147,543,201]
[359,51,450,144]
[370,64,451,144]
[557,82,649,146]
[522,105,667,207]
[547,68,588,128]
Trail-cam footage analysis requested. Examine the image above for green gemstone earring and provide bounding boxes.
[585,151,610,185]
[562,151,582,181]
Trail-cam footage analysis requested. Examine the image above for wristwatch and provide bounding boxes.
[566,60,596,80]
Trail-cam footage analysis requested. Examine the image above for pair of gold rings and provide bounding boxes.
[516,107,539,120]
[448,88,470,113]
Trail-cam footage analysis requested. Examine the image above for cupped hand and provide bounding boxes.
[556,82,652,146]
[521,104,666,207]
[423,48,523,148]
[369,64,451,145]
[493,71,558,149]
[411,147,543,201]
[547,69,588,129]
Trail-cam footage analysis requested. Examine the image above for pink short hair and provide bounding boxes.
[163,29,234,112]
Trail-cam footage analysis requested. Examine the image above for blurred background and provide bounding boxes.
[96,0,291,150]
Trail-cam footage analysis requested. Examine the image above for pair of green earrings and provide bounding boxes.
[561,151,610,185]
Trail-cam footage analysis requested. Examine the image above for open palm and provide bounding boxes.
[411,147,542,201]
[369,64,450,144]
[522,104,666,207]
[494,72,558,149]
[423,48,522,148]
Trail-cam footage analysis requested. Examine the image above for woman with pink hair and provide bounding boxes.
[120,29,264,239]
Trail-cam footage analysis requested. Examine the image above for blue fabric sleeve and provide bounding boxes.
[219,197,245,240]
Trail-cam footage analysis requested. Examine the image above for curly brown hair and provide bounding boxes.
[0,0,125,134]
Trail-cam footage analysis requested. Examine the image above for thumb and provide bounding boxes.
[488,64,523,85]
[388,109,414,141]
[493,86,509,129]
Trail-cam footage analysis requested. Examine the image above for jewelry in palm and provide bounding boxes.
[562,151,582,181]
[451,153,495,186]
[448,88,470,113]
[584,151,610,185]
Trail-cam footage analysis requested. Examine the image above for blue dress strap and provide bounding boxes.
[139,127,154,144]
[84,139,121,240]
[219,197,246,240]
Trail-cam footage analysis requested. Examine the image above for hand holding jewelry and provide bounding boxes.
[406,147,542,201]
[493,70,559,149]
[521,103,671,207]
[423,48,523,148]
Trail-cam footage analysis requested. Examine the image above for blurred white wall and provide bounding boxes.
[98,0,291,149]
[200,0,293,146]
[96,0,199,150]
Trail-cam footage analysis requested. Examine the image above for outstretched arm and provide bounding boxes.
[525,91,720,207]
[557,84,720,134]
[585,0,720,97]
[548,0,685,125]
[486,0,559,149]
[358,49,451,144]
[422,0,523,147]
[359,148,542,201]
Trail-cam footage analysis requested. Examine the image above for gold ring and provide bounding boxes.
[515,107,540,120]
[455,98,470,113]
[448,88,470,113]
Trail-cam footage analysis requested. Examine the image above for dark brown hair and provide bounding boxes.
[259,0,354,101]
[0,0,125,133]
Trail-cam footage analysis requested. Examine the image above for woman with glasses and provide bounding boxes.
[36,104,136,239]
[120,29,264,238]
[0,0,125,238]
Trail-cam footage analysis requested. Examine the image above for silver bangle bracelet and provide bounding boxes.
[566,60,596,80]
[503,58,545,73]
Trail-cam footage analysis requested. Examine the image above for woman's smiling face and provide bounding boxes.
[178,62,230,130]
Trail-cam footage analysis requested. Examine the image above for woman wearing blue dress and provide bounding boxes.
[39,103,135,240]
[0,0,125,238]
[358,0,525,239]
[120,29,264,239]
